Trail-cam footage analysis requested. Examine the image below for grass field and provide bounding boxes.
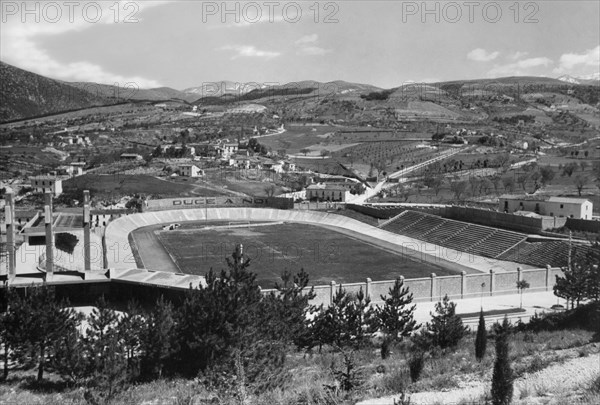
[152,222,449,288]
[63,174,228,199]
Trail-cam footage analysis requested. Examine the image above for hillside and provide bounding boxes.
[0,61,114,123]
[2,61,598,125]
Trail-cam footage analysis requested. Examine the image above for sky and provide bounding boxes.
[1,0,599,90]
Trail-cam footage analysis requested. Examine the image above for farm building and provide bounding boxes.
[179,164,204,177]
[499,195,593,219]
[306,183,351,202]
[29,176,63,196]
[120,153,143,161]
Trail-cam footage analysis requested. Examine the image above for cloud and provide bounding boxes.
[219,45,281,60]
[467,48,500,62]
[295,34,319,45]
[206,15,286,29]
[0,1,167,88]
[488,57,553,77]
[297,46,331,56]
[294,34,331,56]
[510,51,529,60]
[553,46,600,74]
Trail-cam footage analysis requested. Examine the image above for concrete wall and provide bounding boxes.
[145,196,293,211]
[566,217,600,233]
[263,266,561,306]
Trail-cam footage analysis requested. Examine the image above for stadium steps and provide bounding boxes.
[377,211,407,228]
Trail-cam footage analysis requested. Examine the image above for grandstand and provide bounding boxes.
[381,210,527,259]
[498,240,591,268]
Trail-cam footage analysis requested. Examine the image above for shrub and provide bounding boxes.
[408,352,425,383]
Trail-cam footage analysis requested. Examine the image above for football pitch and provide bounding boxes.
[140,222,452,288]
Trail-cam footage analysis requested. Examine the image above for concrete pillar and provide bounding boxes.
[460,271,467,299]
[330,280,336,305]
[545,264,552,290]
[44,192,54,277]
[489,269,495,296]
[430,273,437,302]
[83,190,91,272]
[5,191,16,279]
[365,278,372,301]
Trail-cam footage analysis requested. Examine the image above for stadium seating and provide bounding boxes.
[381,210,528,261]
[499,240,590,268]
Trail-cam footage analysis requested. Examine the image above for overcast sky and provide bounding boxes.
[1,0,599,89]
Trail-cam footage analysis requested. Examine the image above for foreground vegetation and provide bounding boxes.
[1,245,599,405]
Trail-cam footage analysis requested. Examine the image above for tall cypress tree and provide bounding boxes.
[491,316,513,405]
[475,309,487,362]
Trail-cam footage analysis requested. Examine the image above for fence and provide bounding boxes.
[263,265,562,306]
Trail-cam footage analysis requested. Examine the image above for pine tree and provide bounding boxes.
[140,295,175,379]
[373,278,418,359]
[422,295,468,353]
[475,309,487,362]
[491,316,513,405]
[6,284,78,381]
[85,296,129,400]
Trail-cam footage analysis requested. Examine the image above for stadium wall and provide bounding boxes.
[144,196,293,211]
[262,265,562,305]
[566,217,600,233]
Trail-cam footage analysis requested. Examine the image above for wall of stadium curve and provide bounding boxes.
[103,207,557,306]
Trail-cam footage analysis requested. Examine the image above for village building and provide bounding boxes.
[178,164,204,177]
[499,195,594,219]
[30,176,63,196]
[306,183,352,202]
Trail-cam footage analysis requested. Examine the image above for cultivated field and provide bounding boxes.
[137,221,450,287]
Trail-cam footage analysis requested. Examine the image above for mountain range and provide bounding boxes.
[0,60,598,123]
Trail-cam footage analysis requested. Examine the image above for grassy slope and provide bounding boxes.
[1,328,597,405]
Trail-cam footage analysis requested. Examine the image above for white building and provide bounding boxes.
[30,176,63,196]
[179,164,204,177]
[306,183,351,202]
[218,143,238,158]
[499,195,593,219]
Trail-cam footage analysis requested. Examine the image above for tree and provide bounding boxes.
[502,176,515,193]
[562,162,577,177]
[420,295,468,353]
[516,280,530,309]
[140,296,175,379]
[300,148,310,156]
[372,278,418,359]
[311,286,374,351]
[320,149,330,158]
[5,284,78,382]
[449,178,468,201]
[539,166,555,185]
[85,296,129,400]
[574,174,588,196]
[554,242,600,308]
[475,309,487,362]
[491,316,513,405]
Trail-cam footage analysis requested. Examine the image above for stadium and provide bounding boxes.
[3,190,580,308]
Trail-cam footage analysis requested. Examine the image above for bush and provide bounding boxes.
[408,351,425,383]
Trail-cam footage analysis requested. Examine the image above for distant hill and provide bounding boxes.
[68,83,197,103]
[2,61,598,124]
[0,61,113,123]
